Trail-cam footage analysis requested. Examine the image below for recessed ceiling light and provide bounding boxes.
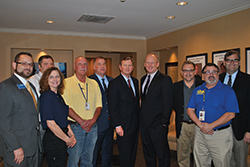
[176,1,188,6]
[46,20,55,24]
[166,16,175,19]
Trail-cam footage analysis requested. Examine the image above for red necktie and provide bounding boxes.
[128,79,135,99]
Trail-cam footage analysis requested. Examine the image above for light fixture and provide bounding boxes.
[166,16,175,19]
[176,1,188,6]
[46,20,55,24]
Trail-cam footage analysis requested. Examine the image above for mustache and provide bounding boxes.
[208,76,215,79]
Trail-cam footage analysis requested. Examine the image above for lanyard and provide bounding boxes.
[78,83,88,103]
[202,89,205,110]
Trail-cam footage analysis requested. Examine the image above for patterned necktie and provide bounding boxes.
[143,75,151,95]
[127,79,135,99]
[227,75,232,87]
[102,78,108,95]
[26,82,37,110]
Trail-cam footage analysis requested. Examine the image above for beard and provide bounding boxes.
[206,76,217,84]
[15,69,32,79]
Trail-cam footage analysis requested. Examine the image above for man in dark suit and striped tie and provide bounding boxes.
[89,57,113,167]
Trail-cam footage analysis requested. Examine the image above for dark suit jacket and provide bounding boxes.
[173,79,203,138]
[108,74,140,136]
[140,71,173,127]
[0,74,40,159]
[220,70,250,140]
[89,74,113,133]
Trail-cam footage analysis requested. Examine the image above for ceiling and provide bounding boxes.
[0,0,250,39]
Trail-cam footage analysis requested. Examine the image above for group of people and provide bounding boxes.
[174,50,250,167]
[0,50,249,167]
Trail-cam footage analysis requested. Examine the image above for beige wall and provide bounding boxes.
[147,8,250,81]
[1,8,250,82]
[0,33,146,81]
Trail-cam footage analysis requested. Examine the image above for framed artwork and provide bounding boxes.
[34,62,67,78]
[165,62,178,83]
[186,53,207,78]
[246,47,250,74]
[212,48,240,73]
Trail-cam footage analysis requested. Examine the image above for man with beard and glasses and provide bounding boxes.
[187,63,239,167]
[0,52,42,167]
[173,61,203,167]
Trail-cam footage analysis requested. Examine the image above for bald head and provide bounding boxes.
[144,53,159,74]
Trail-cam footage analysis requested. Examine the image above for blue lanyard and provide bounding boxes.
[78,83,88,102]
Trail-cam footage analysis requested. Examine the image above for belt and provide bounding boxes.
[215,125,230,131]
[183,120,194,124]
[68,120,80,125]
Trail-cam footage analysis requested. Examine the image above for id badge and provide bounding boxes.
[199,110,205,121]
[85,102,90,110]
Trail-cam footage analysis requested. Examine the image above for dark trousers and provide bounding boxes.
[93,126,113,167]
[117,130,139,167]
[141,123,170,167]
[43,128,68,167]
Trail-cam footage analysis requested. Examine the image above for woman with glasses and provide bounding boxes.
[39,67,76,167]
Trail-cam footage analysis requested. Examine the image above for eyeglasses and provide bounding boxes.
[203,71,219,75]
[182,69,195,73]
[16,62,34,67]
[225,58,239,63]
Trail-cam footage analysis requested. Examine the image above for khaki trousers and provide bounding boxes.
[177,122,196,167]
[193,126,233,167]
[230,135,249,167]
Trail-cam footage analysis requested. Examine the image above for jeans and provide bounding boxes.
[67,123,98,167]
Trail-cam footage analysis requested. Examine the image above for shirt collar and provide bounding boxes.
[147,70,158,79]
[95,73,107,81]
[121,73,132,81]
[226,70,238,79]
[14,73,28,85]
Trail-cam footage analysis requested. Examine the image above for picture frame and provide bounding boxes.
[165,62,178,83]
[186,53,207,78]
[212,48,240,73]
[34,62,67,78]
[246,47,250,74]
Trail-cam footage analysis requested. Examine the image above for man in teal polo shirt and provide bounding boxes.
[187,63,239,167]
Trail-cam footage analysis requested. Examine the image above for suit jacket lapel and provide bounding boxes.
[11,74,38,112]
[94,74,105,93]
[146,71,160,96]
[232,70,242,89]
[119,74,135,101]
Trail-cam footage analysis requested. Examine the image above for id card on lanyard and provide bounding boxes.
[199,89,205,121]
[78,83,90,110]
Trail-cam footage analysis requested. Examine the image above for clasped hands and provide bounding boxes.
[199,122,214,135]
[80,119,95,133]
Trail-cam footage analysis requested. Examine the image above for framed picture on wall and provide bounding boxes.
[34,62,67,78]
[246,47,250,74]
[165,62,178,83]
[186,53,207,79]
[212,48,240,73]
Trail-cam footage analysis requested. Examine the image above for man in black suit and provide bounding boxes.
[173,61,203,167]
[0,52,41,167]
[219,50,250,167]
[140,53,173,167]
[108,57,140,167]
[89,57,113,167]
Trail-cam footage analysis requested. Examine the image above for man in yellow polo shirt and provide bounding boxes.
[62,56,102,167]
